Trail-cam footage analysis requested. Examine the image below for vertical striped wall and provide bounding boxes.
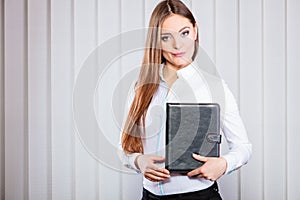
[0,0,299,199]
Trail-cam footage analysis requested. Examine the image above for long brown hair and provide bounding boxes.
[122,0,199,154]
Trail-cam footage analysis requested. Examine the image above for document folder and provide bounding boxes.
[165,103,221,173]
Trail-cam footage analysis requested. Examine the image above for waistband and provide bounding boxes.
[142,181,219,200]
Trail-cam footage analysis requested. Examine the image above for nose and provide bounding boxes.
[173,35,183,50]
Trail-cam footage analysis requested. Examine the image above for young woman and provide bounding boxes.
[120,0,252,199]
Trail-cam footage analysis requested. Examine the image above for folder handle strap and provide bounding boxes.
[206,133,222,144]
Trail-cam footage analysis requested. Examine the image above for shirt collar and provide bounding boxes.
[159,62,197,82]
[159,63,166,82]
[176,62,197,79]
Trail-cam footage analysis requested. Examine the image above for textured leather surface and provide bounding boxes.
[166,103,220,173]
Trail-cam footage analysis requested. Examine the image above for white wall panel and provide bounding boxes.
[0,0,4,199]
[287,0,300,199]
[51,0,75,199]
[239,0,264,199]
[28,0,51,199]
[216,0,239,97]
[120,1,144,199]
[145,0,161,28]
[215,0,240,199]
[74,0,99,199]
[181,0,192,8]
[98,1,121,44]
[4,0,29,199]
[192,0,215,61]
[97,1,122,199]
[263,0,287,199]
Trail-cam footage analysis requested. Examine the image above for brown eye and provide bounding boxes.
[161,35,171,42]
[180,30,189,37]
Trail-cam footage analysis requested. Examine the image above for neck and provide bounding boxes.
[165,60,191,71]
[163,64,177,80]
[163,64,178,91]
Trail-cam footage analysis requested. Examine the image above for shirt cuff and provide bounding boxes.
[126,153,142,173]
[222,154,238,175]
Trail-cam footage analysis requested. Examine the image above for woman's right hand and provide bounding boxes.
[135,155,170,182]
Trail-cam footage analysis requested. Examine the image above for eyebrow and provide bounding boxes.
[161,26,190,35]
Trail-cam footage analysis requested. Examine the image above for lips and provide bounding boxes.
[172,52,185,57]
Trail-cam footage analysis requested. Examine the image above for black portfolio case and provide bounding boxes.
[165,103,221,173]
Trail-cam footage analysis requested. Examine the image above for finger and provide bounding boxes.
[151,169,170,179]
[187,168,201,177]
[145,167,170,178]
[197,174,204,179]
[145,176,156,182]
[151,156,165,163]
[145,172,167,182]
[195,173,212,181]
[156,167,170,175]
[206,176,216,181]
[210,177,216,181]
[192,153,208,162]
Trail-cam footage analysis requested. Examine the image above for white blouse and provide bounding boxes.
[119,62,252,195]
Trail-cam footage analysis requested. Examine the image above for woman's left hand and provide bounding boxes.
[187,153,227,181]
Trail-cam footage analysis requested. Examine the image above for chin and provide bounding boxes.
[172,58,190,67]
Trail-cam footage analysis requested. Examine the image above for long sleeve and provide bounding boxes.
[117,147,141,173]
[117,82,142,173]
[221,82,252,174]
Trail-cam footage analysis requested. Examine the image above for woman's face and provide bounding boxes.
[161,14,197,70]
